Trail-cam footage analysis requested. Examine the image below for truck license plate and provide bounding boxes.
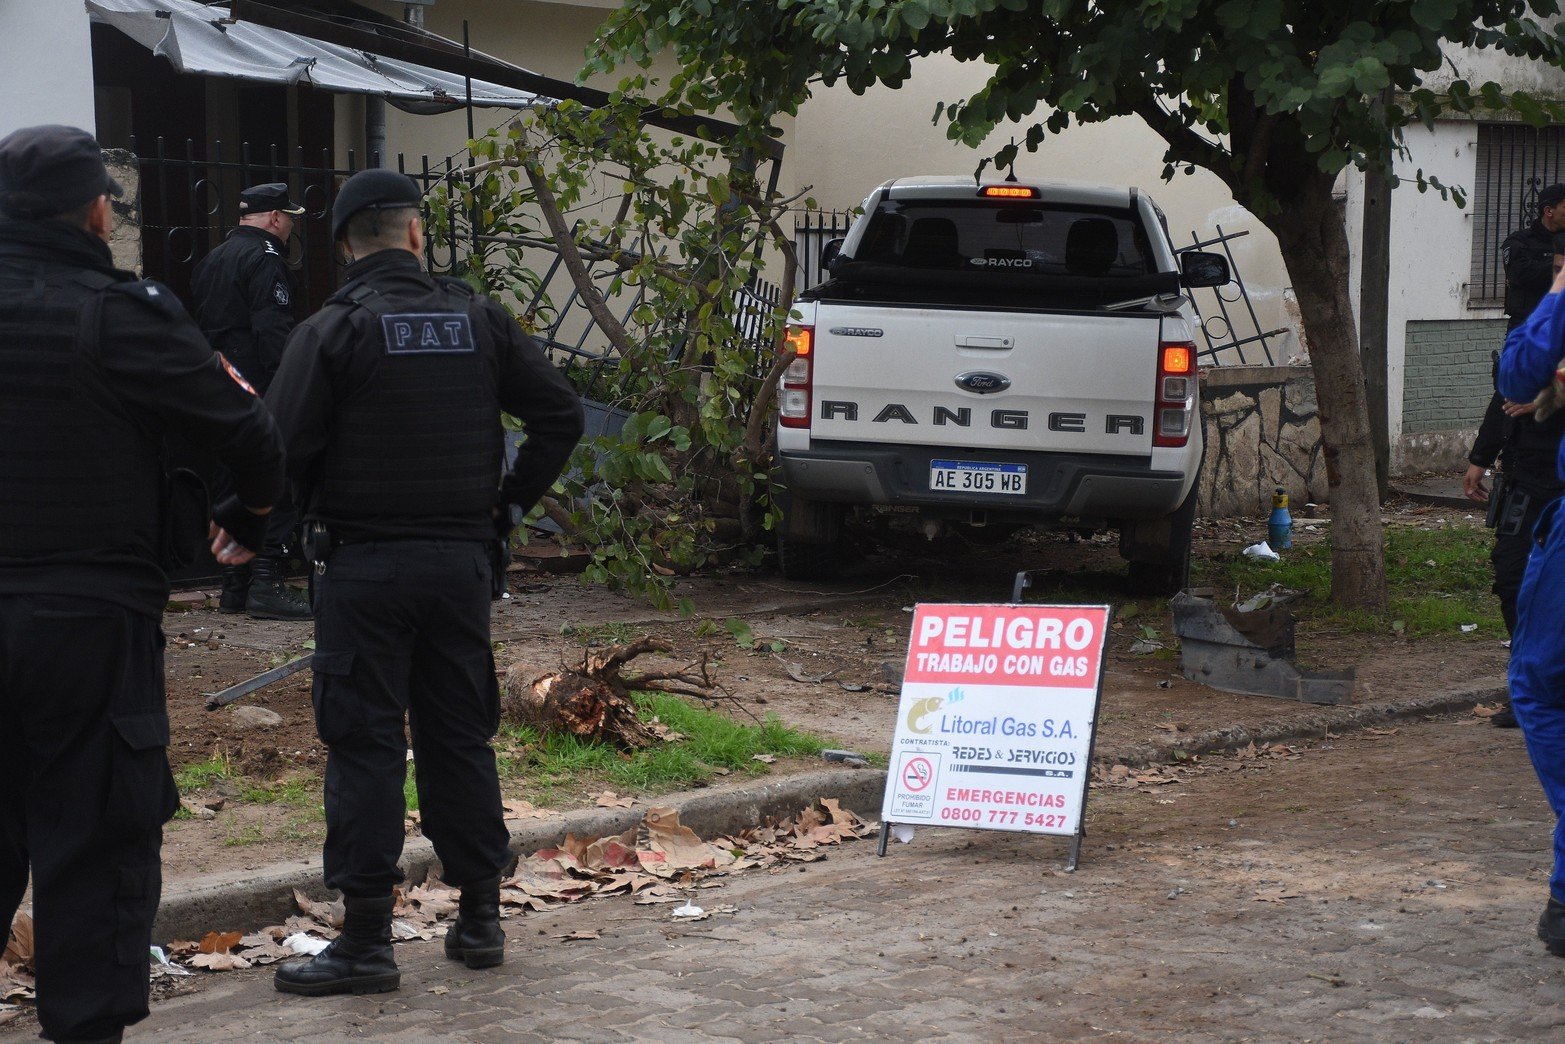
[929,459,1028,495]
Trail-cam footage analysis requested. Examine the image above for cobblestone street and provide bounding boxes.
[19,714,1553,1041]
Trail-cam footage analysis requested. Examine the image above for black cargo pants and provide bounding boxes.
[0,594,177,1041]
[311,540,510,897]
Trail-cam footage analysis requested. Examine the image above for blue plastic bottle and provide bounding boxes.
[1268,487,1292,550]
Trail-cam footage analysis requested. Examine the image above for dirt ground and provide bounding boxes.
[13,711,1560,1041]
[157,499,1509,880]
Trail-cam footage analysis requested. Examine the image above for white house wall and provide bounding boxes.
[1383,122,1507,472]
[0,0,97,136]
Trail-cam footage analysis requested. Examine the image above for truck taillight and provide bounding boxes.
[779,325,813,429]
[1154,340,1196,447]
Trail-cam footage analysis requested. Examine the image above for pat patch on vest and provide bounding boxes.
[381,312,476,354]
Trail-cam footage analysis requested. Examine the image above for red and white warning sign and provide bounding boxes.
[882,603,1110,837]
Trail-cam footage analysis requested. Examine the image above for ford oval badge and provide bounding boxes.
[955,371,1011,394]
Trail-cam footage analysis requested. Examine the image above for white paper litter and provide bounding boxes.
[1242,541,1280,561]
[149,945,192,976]
[671,902,705,918]
[892,824,916,844]
[284,933,330,956]
[1460,623,1478,633]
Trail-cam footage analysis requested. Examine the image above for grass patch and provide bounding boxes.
[1194,521,1505,639]
[559,620,644,646]
[238,776,319,810]
[173,752,235,793]
[495,693,827,801]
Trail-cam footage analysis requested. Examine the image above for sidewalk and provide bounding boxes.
[43,714,1561,1042]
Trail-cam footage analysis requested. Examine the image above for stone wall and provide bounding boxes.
[103,148,141,275]
[1198,364,1328,518]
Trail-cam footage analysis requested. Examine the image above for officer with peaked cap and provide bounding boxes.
[0,126,284,1042]
[191,182,312,620]
[267,168,584,996]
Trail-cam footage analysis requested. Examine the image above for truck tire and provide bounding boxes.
[1121,481,1199,597]
[777,494,843,581]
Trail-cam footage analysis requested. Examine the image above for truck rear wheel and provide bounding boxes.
[777,494,843,581]
[1120,481,1198,597]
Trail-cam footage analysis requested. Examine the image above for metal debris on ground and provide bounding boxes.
[1171,588,1354,705]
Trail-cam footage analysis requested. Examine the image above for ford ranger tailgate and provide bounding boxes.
[810,306,1162,457]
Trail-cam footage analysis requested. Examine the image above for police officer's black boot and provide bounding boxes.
[244,555,311,620]
[1539,896,1565,957]
[217,564,251,614]
[274,894,399,996]
[444,875,506,969]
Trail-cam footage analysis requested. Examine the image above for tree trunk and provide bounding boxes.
[1267,177,1388,609]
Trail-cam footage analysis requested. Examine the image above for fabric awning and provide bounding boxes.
[86,0,550,111]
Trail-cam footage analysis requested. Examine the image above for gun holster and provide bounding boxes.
[1485,473,1507,529]
[1496,479,1534,538]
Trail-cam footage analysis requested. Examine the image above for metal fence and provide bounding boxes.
[132,137,785,405]
[1470,122,1565,307]
[131,136,465,318]
[792,209,856,292]
[1182,226,1287,366]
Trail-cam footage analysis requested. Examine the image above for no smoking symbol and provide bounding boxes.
[902,756,933,792]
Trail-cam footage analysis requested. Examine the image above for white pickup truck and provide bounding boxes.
[774,176,1231,593]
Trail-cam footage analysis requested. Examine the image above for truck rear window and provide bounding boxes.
[855,200,1152,278]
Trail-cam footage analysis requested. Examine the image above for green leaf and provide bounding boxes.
[724,619,756,649]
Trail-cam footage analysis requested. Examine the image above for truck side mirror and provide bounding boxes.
[1179,250,1230,288]
[821,237,845,273]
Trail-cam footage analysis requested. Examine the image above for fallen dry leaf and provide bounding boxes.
[3,913,32,968]
[503,799,549,822]
[594,791,634,809]
[751,754,777,764]
[188,951,251,972]
[197,930,245,955]
[1253,888,1302,904]
[639,807,717,878]
[292,889,344,930]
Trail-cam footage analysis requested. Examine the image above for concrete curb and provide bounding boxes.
[1104,678,1509,768]
[152,768,889,944]
[150,677,1507,944]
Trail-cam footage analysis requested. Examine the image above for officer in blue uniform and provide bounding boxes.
[266,169,584,996]
[1498,260,1565,958]
[0,126,284,1042]
[190,182,311,619]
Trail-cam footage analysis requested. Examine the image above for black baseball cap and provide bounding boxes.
[1540,184,1565,211]
[239,182,305,216]
[330,168,422,241]
[0,125,122,219]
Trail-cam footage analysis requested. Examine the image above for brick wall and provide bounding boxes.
[1400,319,1505,434]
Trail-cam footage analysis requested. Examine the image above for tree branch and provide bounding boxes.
[1131,97,1237,194]
[515,137,639,359]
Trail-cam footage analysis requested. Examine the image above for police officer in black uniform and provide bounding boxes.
[190,182,311,619]
[0,126,285,1042]
[1465,184,1565,728]
[268,169,583,996]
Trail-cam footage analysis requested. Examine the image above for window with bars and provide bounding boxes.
[1470,122,1565,307]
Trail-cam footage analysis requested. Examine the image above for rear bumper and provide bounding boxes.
[780,441,1190,521]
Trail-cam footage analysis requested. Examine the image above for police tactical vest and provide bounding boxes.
[315,280,502,523]
[0,267,164,557]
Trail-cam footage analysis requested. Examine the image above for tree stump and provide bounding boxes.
[502,637,724,750]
